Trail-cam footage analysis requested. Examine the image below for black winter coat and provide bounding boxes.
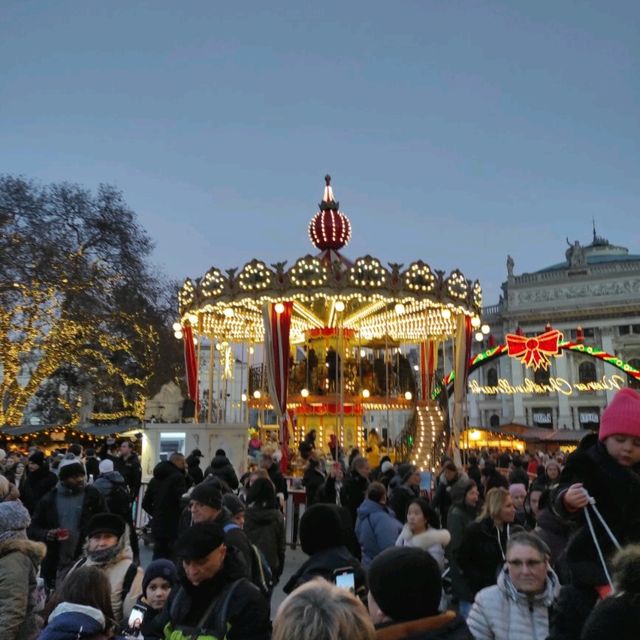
[19,464,57,514]
[267,464,288,500]
[581,592,640,640]
[206,455,239,490]
[389,483,420,524]
[456,517,523,598]
[554,440,640,588]
[375,612,472,640]
[28,484,107,585]
[340,471,369,527]
[244,505,286,578]
[115,452,142,499]
[302,467,325,506]
[142,460,187,540]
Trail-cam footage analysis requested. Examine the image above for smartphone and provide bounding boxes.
[333,567,356,593]
[128,604,146,629]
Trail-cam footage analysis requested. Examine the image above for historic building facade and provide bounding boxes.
[468,233,640,431]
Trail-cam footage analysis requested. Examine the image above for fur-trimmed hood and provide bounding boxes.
[0,537,46,564]
[81,525,133,567]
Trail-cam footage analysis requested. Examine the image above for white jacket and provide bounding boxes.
[395,523,451,571]
[467,567,559,640]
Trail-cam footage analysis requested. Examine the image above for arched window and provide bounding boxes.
[487,367,498,387]
[628,359,640,390]
[578,361,597,384]
[489,414,500,428]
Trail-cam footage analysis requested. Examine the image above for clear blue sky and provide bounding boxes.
[1,0,638,304]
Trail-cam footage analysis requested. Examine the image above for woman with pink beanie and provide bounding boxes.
[548,387,640,640]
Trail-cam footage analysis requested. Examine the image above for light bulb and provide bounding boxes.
[223,307,234,318]
[394,302,405,315]
[274,302,285,314]
[335,300,345,312]
[481,324,490,335]
[174,331,183,340]
[301,388,309,398]
[241,393,247,402]
[362,389,370,398]
[360,349,366,358]
[471,316,481,328]
[441,308,452,319]
[404,391,412,400]
[253,390,262,399]
[475,332,484,342]
[172,322,182,331]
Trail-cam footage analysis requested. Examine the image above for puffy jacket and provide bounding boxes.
[92,471,131,520]
[355,499,402,568]
[38,602,111,640]
[445,502,478,602]
[244,506,285,578]
[0,538,46,640]
[395,524,451,571]
[66,527,143,621]
[467,568,559,640]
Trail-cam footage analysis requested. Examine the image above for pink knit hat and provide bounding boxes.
[599,388,640,441]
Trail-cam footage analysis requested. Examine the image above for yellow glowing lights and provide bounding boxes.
[223,307,235,318]
[301,388,310,398]
[481,324,491,335]
[471,316,481,328]
[441,308,452,320]
[253,390,262,399]
[274,302,285,314]
[394,302,405,315]
[362,389,371,398]
[335,300,345,312]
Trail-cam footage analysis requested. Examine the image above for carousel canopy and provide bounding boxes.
[178,176,482,344]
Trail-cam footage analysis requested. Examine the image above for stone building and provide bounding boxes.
[468,231,640,431]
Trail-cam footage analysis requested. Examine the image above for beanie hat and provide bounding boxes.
[599,388,640,441]
[222,493,245,516]
[369,547,442,621]
[58,458,85,480]
[299,503,344,555]
[142,559,177,593]
[190,482,223,510]
[401,465,419,484]
[29,451,46,467]
[509,483,527,498]
[86,513,126,539]
[0,501,31,542]
[175,522,225,560]
[98,459,114,474]
[381,461,394,474]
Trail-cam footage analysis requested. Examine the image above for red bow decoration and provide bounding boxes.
[506,329,563,371]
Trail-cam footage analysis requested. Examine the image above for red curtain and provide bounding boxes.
[263,302,293,472]
[182,323,199,420]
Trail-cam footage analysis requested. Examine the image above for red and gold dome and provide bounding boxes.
[308,175,351,251]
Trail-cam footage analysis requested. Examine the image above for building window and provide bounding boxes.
[628,359,640,390]
[633,325,640,335]
[532,408,553,428]
[578,361,597,384]
[487,367,498,387]
[619,325,631,336]
[583,328,595,338]
[489,414,500,428]
[534,367,551,386]
[578,408,600,431]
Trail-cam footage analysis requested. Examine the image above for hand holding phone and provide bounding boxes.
[333,567,356,593]
[127,604,146,631]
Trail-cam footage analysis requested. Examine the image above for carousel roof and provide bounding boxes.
[179,177,483,344]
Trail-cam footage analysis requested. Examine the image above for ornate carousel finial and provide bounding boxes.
[309,175,351,251]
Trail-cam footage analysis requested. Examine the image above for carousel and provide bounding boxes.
[176,176,483,471]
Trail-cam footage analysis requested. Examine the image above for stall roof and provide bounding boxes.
[465,423,592,444]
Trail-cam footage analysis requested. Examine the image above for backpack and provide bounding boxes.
[108,481,132,520]
[223,523,274,598]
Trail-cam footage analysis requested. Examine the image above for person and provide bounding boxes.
[446,479,480,618]
[141,452,188,560]
[83,448,100,481]
[388,464,421,524]
[258,451,288,504]
[532,489,571,568]
[273,579,376,640]
[581,544,640,640]
[508,456,530,489]
[508,483,528,527]
[544,459,562,490]
[466,456,482,494]
[378,459,397,489]
[467,532,559,640]
[524,481,545,530]
[432,461,469,527]
[368,547,472,639]
[302,456,325,506]
[186,448,205,485]
[457,487,520,600]
[65,513,143,622]
[0,501,46,640]
[222,493,246,528]
[355,481,402,568]
[244,477,286,583]
[0,474,20,503]
[92,459,131,521]
[120,559,177,640]
[115,441,142,502]
[19,450,57,515]
[38,565,116,640]
[481,462,509,493]
[396,497,450,571]
[28,457,107,588]
[187,481,253,578]
[283,502,366,597]
[205,449,240,490]
[340,456,371,527]
[298,429,317,460]
[160,522,271,640]
[548,388,640,640]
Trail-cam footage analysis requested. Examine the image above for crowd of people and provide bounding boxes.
[0,387,639,639]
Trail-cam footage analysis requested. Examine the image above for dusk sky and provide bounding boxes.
[2,1,638,305]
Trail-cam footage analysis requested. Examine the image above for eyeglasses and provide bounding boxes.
[506,559,545,569]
